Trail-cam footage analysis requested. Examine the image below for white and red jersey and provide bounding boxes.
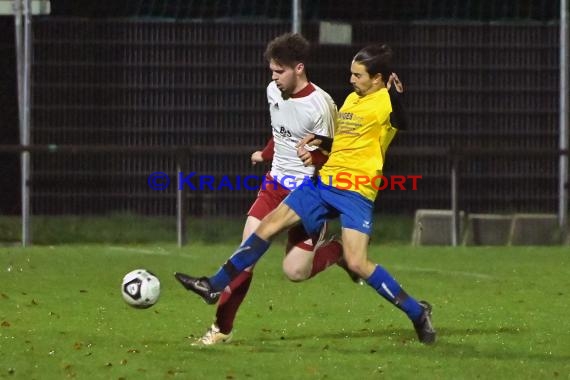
[266,81,336,187]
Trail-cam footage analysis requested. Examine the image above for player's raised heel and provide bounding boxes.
[191,324,233,346]
[413,301,436,344]
[174,272,220,305]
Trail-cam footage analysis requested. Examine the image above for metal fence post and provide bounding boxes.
[451,154,460,247]
[559,0,569,232]
[14,0,33,247]
[176,152,188,247]
[292,0,301,33]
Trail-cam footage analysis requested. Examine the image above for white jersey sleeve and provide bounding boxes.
[310,83,337,140]
[266,81,337,187]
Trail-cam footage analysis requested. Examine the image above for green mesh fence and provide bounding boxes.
[50,0,560,22]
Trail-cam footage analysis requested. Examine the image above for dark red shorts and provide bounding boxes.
[247,173,317,251]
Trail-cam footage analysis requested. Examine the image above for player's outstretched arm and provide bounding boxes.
[387,73,409,131]
[387,72,403,93]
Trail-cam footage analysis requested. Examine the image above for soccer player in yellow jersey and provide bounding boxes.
[175,44,436,344]
[189,33,356,346]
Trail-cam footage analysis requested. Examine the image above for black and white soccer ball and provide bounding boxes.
[121,269,161,308]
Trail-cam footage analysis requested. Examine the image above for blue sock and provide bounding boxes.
[209,233,270,291]
[366,265,423,321]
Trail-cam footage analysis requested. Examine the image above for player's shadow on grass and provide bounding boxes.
[266,325,525,342]
[249,327,570,363]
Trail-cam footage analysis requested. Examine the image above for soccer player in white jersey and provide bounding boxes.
[184,33,356,345]
[175,43,436,345]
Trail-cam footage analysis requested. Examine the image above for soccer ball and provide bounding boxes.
[121,269,160,308]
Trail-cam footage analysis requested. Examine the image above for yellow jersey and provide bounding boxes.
[319,88,398,201]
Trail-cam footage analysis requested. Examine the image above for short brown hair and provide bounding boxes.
[264,33,310,68]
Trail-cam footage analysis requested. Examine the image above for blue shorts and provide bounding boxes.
[283,180,374,236]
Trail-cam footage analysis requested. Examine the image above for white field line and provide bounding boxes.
[108,246,174,256]
[391,265,493,280]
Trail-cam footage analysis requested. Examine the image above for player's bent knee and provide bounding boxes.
[283,267,310,282]
[282,248,313,281]
[282,260,311,282]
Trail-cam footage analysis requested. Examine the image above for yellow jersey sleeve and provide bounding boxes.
[319,88,397,201]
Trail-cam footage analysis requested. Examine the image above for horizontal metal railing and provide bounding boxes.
[1,144,567,247]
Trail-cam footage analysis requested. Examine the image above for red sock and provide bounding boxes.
[215,271,253,334]
[309,240,343,278]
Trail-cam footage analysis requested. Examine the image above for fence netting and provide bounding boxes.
[50,0,560,22]
[26,20,560,216]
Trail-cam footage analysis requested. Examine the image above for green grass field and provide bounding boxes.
[0,214,414,246]
[1,242,569,379]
